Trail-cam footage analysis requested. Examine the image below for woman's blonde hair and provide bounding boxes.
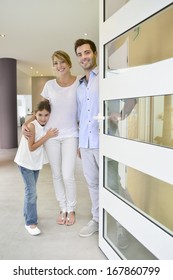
[52,50,72,68]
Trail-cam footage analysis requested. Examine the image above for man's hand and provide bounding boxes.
[109,112,121,124]
[77,148,81,158]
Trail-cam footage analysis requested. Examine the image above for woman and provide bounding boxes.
[23,51,79,226]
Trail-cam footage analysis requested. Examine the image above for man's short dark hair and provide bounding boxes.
[74,39,97,54]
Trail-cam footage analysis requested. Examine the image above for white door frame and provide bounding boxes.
[99,0,173,259]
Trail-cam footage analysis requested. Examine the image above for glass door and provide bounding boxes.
[99,0,173,259]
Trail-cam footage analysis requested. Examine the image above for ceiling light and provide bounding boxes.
[0,34,6,38]
[84,33,88,36]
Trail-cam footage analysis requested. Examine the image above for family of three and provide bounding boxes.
[14,39,100,237]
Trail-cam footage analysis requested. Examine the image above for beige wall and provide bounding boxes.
[114,6,173,67]
[17,69,31,94]
[129,6,173,66]
[32,76,54,110]
[128,168,173,231]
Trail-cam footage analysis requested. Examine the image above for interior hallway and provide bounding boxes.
[0,131,106,260]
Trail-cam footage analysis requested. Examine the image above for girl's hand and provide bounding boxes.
[46,128,59,139]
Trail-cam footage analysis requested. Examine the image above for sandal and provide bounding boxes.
[57,211,67,225]
[66,211,75,226]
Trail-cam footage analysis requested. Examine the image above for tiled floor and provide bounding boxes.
[0,136,106,260]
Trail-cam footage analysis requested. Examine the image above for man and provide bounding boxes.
[75,39,136,240]
[74,39,99,237]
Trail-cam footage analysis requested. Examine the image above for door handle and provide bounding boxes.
[93,113,105,121]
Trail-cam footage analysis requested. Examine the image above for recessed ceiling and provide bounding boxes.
[0,0,99,76]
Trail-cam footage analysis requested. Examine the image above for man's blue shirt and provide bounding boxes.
[77,66,99,148]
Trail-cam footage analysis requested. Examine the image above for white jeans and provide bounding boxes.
[45,137,78,212]
[80,148,99,223]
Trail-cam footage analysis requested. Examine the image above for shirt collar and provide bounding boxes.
[79,66,99,84]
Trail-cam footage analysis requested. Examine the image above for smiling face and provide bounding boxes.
[76,43,97,72]
[52,50,72,77]
[35,109,50,126]
[53,56,70,75]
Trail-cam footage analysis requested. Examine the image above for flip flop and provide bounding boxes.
[66,211,75,226]
[57,211,67,225]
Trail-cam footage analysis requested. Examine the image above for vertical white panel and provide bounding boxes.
[99,0,173,259]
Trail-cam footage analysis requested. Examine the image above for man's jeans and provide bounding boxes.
[19,166,39,225]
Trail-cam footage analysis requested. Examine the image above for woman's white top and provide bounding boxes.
[41,77,79,139]
[14,120,48,170]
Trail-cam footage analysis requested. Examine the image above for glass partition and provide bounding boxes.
[104,95,173,149]
[104,0,130,21]
[104,4,173,76]
[104,210,157,259]
[104,156,173,234]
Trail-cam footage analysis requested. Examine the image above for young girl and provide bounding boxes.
[14,100,58,235]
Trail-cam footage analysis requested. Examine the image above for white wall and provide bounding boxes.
[17,69,32,126]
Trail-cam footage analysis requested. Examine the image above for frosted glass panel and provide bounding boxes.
[104,210,157,260]
[104,0,130,21]
[104,4,173,76]
[104,95,173,149]
[104,157,173,234]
